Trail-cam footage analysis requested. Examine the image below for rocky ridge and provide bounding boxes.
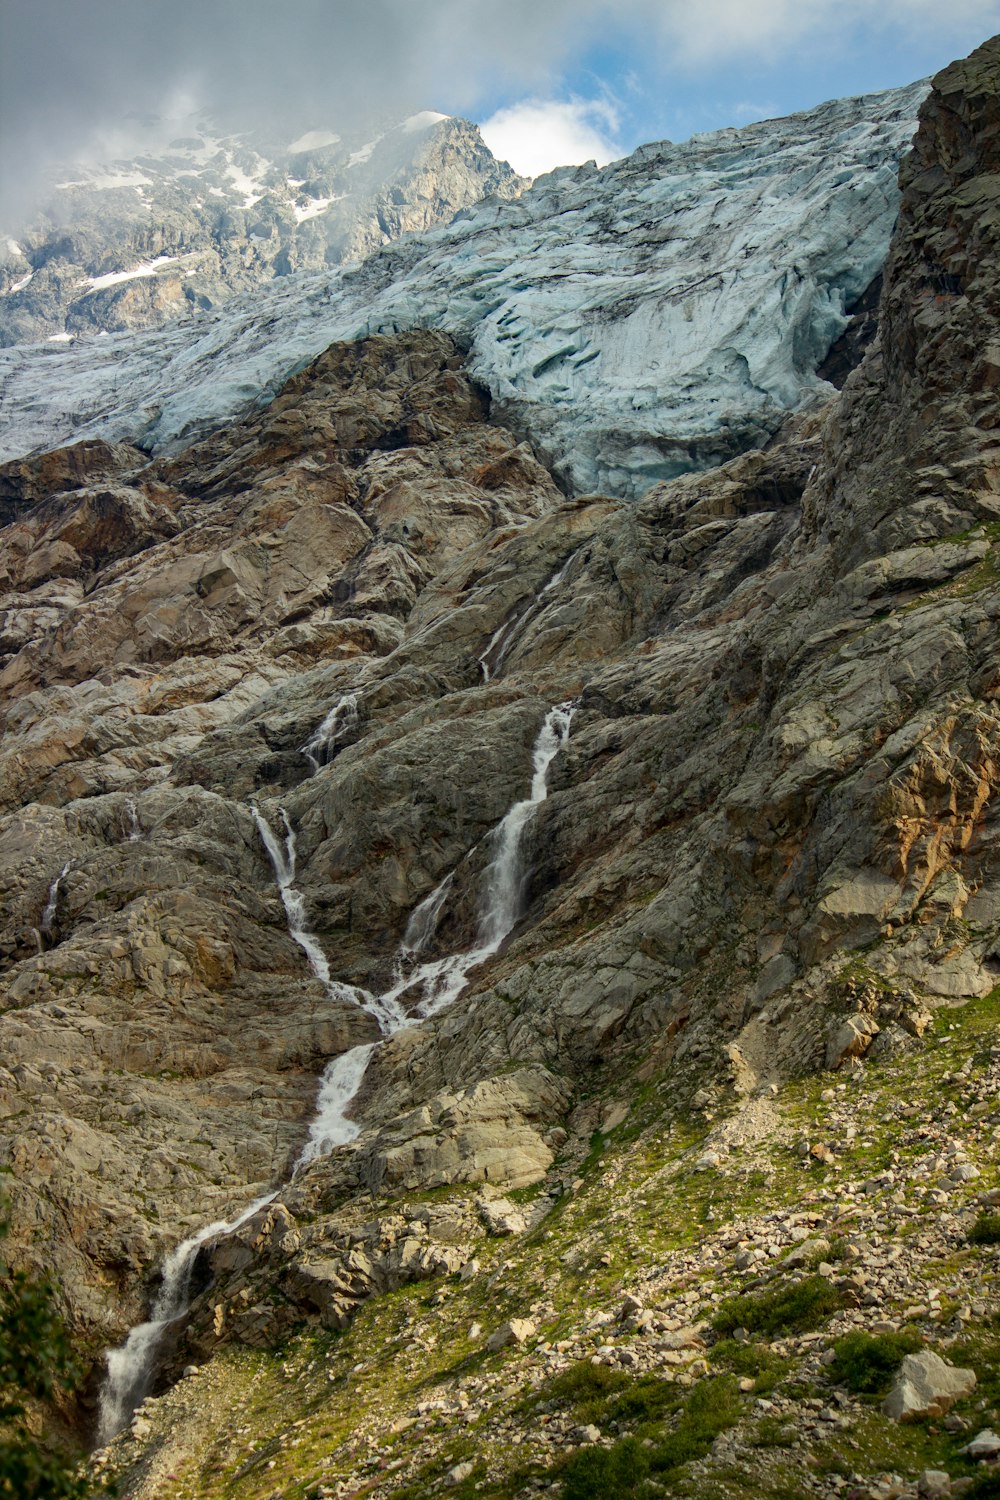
[1,33,1000,1500]
[0,113,524,346]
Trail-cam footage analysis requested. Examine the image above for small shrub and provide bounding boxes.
[828,1330,922,1395]
[547,1362,628,1404]
[964,1470,1000,1498]
[749,1415,797,1448]
[712,1275,844,1338]
[561,1437,653,1499]
[648,1375,742,1475]
[711,1338,789,1394]
[612,1375,679,1424]
[968,1214,1000,1246]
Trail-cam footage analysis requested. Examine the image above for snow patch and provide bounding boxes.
[293,196,342,223]
[85,256,179,292]
[401,111,449,133]
[288,129,341,153]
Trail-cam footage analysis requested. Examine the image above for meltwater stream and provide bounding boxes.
[96,702,574,1441]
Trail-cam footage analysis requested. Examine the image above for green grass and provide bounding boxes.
[712,1275,844,1338]
[558,1375,742,1498]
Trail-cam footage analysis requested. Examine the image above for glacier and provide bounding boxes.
[0,81,927,497]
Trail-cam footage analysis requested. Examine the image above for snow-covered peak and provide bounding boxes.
[0,81,926,495]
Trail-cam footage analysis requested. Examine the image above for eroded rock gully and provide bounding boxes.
[2,37,1000,1488]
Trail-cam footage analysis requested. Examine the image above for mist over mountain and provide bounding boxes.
[0,112,524,346]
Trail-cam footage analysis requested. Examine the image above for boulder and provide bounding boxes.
[486,1318,536,1352]
[883,1350,976,1422]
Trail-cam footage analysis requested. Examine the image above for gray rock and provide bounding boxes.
[486,1319,536,1352]
[960,1428,1000,1460]
[883,1350,976,1422]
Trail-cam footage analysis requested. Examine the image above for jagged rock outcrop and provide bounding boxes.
[0,114,524,345]
[1,40,999,1486]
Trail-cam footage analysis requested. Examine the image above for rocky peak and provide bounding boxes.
[0,114,525,347]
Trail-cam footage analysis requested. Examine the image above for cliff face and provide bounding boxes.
[0,115,525,346]
[2,38,1000,1500]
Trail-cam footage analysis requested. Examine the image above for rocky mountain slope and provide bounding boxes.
[2,33,1000,1500]
[0,81,925,495]
[0,113,524,346]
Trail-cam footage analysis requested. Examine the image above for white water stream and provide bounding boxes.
[479,551,579,683]
[40,862,70,937]
[123,799,141,842]
[96,1191,276,1445]
[301,691,358,771]
[96,702,573,1442]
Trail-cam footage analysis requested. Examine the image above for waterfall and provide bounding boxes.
[294,1043,376,1170]
[97,1191,276,1444]
[400,872,454,958]
[251,805,336,993]
[251,803,406,1034]
[40,862,70,937]
[380,702,575,1019]
[479,551,579,683]
[124,800,141,842]
[477,704,573,948]
[96,704,574,1442]
[302,692,359,772]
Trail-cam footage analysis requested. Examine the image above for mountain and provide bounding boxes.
[0,81,925,495]
[3,35,1000,1500]
[0,113,525,346]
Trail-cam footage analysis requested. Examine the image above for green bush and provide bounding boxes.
[561,1438,653,1500]
[749,1415,798,1448]
[648,1375,741,1474]
[827,1330,922,1395]
[711,1337,789,1394]
[712,1275,843,1338]
[963,1471,1000,1499]
[0,1215,104,1500]
[968,1214,1000,1246]
[612,1375,679,1424]
[546,1361,628,1409]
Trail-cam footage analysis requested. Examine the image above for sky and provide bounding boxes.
[1,0,999,223]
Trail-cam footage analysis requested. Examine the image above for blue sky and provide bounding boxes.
[471,3,1000,175]
[2,0,1000,222]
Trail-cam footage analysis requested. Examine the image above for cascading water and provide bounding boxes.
[96,703,574,1443]
[479,551,580,683]
[40,862,70,938]
[295,1042,377,1169]
[123,800,141,842]
[250,805,337,994]
[382,703,575,1017]
[302,692,359,771]
[97,1191,276,1444]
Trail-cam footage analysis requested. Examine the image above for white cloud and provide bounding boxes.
[479,97,622,179]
